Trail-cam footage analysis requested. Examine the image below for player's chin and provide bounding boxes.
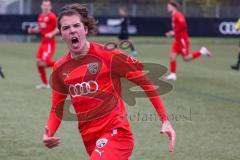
[69,46,82,54]
[68,43,78,50]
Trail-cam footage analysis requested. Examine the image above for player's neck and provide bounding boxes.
[172,10,177,16]
[70,41,90,59]
[42,11,50,15]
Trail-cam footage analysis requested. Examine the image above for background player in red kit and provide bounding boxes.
[28,0,58,89]
[42,3,176,160]
[165,0,212,81]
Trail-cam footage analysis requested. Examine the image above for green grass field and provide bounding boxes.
[0,37,240,160]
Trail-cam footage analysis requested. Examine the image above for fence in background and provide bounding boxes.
[0,0,240,18]
[0,15,239,37]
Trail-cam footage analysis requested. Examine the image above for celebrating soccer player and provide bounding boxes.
[165,0,212,81]
[42,3,176,160]
[231,18,240,71]
[28,0,58,89]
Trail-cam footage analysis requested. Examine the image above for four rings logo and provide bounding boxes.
[69,80,99,97]
[219,22,240,35]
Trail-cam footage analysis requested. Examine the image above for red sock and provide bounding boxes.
[191,51,201,59]
[37,66,48,84]
[170,60,176,73]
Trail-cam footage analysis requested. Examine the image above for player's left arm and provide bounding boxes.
[126,71,176,152]
[111,52,176,152]
[174,14,187,35]
[45,14,59,39]
[166,30,175,37]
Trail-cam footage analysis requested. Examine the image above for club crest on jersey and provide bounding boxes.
[87,62,98,74]
[96,138,108,148]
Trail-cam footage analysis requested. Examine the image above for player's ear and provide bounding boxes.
[84,26,88,35]
[59,31,63,40]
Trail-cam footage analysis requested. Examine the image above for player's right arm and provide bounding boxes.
[165,30,175,37]
[165,14,175,37]
[43,90,67,149]
[43,63,68,149]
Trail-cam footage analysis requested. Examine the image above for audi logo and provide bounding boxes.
[69,80,99,97]
[219,22,240,35]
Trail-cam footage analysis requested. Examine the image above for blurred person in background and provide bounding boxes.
[164,0,212,81]
[0,65,5,78]
[111,6,137,57]
[231,18,240,71]
[28,0,58,88]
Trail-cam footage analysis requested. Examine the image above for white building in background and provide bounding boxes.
[0,0,31,14]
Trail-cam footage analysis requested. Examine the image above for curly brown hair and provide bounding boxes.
[168,0,180,10]
[58,3,97,35]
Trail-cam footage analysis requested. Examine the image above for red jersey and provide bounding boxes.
[172,11,188,40]
[38,11,57,43]
[47,42,168,145]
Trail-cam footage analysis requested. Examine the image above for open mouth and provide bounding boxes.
[71,37,79,47]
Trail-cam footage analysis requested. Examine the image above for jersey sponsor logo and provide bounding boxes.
[96,138,108,148]
[87,62,98,74]
[219,22,240,35]
[69,80,99,97]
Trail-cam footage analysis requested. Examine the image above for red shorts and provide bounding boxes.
[83,128,134,160]
[171,38,190,57]
[36,41,56,62]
